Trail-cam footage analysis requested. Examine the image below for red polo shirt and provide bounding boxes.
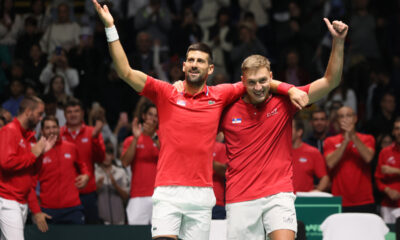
[375,143,400,207]
[324,133,375,207]
[28,140,90,213]
[60,123,105,194]
[140,76,244,187]
[0,118,40,204]
[122,134,159,197]
[212,141,228,206]
[220,85,310,204]
[292,142,327,192]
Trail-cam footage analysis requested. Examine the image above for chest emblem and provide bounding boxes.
[387,156,396,164]
[177,100,186,106]
[64,153,71,159]
[137,144,145,149]
[43,157,52,164]
[299,157,308,163]
[208,100,215,105]
[81,138,89,143]
[19,139,26,148]
[232,117,242,124]
[267,108,278,117]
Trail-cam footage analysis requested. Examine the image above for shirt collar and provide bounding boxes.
[13,118,35,140]
[182,83,209,98]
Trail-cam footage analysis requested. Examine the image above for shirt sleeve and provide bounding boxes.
[313,149,328,178]
[323,137,336,157]
[0,128,38,171]
[92,132,106,164]
[121,136,134,156]
[139,76,174,105]
[374,149,388,192]
[364,134,376,150]
[74,144,90,175]
[27,178,41,214]
[215,82,246,107]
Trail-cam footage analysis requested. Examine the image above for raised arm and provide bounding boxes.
[308,18,348,104]
[92,0,147,92]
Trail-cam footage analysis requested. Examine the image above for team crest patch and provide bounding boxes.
[64,153,71,159]
[43,157,52,164]
[81,138,89,143]
[177,100,186,106]
[208,100,215,105]
[299,157,307,163]
[387,156,396,164]
[232,118,242,124]
[19,139,26,148]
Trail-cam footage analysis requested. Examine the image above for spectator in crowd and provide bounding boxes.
[14,16,41,62]
[203,7,234,77]
[277,49,310,86]
[40,47,79,96]
[96,145,129,225]
[305,109,330,153]
[134,0,172,47]
[47,75,72,108]
[170,6,203,59]
[128,31,155,75]
[2,79,25,117]
[23,0,48,34]
[0,97,56,240]
[366,92,397,140]
[292,117,329,192]
[40,2,80,54]
[23,43,47,85]
[324,106,376,213]
[60,98,105,224]
[29,115,89,232]
[197,0,230,29]
[211,133,228,219]
[0,0,22,46]
[231,21,267,82]
[323,81,357,114]
[375,118,400,223]
[24,79,39,98]
[88,102,117,151]
[42,94,66,126]
[122,102,159,225]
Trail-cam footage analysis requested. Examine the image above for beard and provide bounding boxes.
[186,71,206,88]
[27,116,38,130]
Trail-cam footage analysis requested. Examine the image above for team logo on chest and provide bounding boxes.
[299,157,308,163]
[177,100,186,106]
[19,139,26,148]
[43,157,52,164]
[137,144,145,149]
[232,117,242,124]
[387,156,396,164]
[64,153,72,159]
[81,138,89,143]
[267,108,278,117]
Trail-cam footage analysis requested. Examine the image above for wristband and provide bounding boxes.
[105,25,119,42]
[276,82,295,95]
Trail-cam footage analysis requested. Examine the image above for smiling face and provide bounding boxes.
[242,67,272,104]
[183,50,214,87]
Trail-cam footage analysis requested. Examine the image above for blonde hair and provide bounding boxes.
[241,55,271,76]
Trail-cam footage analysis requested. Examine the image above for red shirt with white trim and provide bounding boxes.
[60,123,105,194]
[140,76,244,187]
[292,142,327,192]
[28,140,90,213]
[220,85,310,204]
[122,135,159,197]
[324,133,375,207]
[375,143,400,207]
[0,118,40,204]
[212,141,228,206]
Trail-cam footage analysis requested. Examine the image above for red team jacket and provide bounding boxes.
[60,124,105,194]
[0,118,40,204]
[28,140,90,213]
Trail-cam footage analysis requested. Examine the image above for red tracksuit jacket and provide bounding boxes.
[0,118,40,204]
[28,139,90,213]
[60,123,105,194]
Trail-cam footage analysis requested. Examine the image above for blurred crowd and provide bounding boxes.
[0,0,400,227]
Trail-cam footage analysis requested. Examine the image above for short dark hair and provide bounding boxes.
[311,108,328,119]
[41,115,59,128]
[186,43,213,64]
[64,98,83,110]
[139,102,156,123]
[18,96,43,115]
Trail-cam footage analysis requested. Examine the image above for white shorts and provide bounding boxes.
[151,186,216,240]
[0,197,28,240]
[226,192,297,240]
[380,206,400,224]
[126,197,153,225]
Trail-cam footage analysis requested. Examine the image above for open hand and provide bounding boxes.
[33,212,52,232]
[92,0,114,28]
